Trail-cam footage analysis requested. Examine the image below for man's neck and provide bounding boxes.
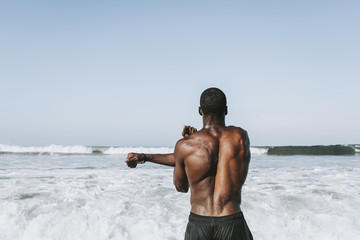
[202,114,226,129]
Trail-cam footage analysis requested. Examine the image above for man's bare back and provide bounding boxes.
[126,88,253,239]
[174,126,250,216]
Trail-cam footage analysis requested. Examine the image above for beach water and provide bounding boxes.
[0,145,359,240]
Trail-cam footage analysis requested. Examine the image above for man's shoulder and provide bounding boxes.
[226,126,249,137]
[175,131,208,153]
[174,136,201,163]
[175,135,197,152]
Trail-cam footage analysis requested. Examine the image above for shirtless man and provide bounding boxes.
[126,88,253,240]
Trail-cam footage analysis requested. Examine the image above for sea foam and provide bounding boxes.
[0,153,360,240]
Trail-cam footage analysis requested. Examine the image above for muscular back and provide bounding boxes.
[174,126,251,217]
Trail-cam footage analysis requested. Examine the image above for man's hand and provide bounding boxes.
[125,153,147,168]
[182,125,197,138]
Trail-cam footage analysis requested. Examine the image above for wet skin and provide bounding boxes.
[126,108,251,217]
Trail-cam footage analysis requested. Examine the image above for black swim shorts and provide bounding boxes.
[184,211,253,240]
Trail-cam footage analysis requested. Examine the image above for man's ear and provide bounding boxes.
[224,106,228,115]
[198,107,203,116]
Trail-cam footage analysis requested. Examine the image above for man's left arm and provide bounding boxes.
[125,125,197,169]
[126,153,175,168]
[173,140,189,193]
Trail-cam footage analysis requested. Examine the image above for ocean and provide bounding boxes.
[0,144,359,240]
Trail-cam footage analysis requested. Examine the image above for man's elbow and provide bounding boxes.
[174,180,189,193]
[176,187,189,193]
[176,186,189,193]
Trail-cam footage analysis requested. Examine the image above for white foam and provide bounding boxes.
[0,144,92,154]
[0,166,188,240]
[245,155,360,240]
[1,150,360,240]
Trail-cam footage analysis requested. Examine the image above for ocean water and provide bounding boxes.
[0,145,359,240]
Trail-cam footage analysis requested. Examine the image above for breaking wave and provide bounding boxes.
[0,144,92,154]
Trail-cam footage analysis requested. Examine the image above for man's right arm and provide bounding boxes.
[173,140,189,193]
[126,153,175,168]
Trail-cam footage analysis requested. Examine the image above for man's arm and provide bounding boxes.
[173,140,189,193]
[125,125,197,168]
[239,131,251,185]
[126,153,175,168]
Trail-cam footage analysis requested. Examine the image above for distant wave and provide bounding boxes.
[250,147,268,155]
[0,144,92,154]
[0,144,174,155]
[355,145,360,153]
[0,144,358,156]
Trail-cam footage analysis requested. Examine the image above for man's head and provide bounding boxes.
[199,87,227,116]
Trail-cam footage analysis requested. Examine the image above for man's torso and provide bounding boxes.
[179,126,250,216]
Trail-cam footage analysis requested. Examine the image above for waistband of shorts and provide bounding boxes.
[189,211,244,223]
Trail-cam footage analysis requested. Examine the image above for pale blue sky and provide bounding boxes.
[1,0,359,147]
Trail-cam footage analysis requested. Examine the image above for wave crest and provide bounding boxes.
[0,144,92,154]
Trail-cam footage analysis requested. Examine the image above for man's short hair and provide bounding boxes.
[200,88,227,115]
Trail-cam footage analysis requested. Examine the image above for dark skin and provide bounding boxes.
[125,107,251,216]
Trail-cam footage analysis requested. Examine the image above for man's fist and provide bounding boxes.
[125,153,147,168]
[182,125,197,138]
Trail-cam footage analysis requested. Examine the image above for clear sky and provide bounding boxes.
[1,0,359,147]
